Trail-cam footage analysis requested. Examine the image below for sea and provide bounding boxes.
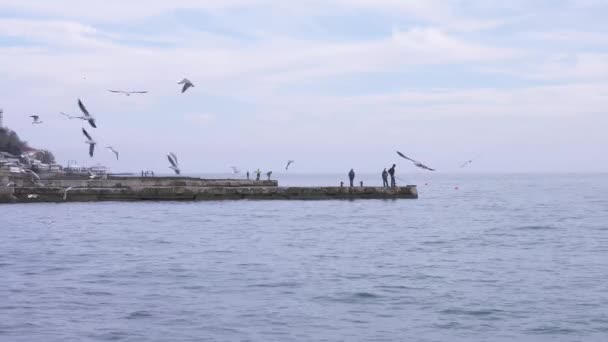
[1,173,607,342]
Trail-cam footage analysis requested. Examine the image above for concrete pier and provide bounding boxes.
[0,174,418,203]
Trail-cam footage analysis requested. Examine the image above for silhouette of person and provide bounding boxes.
[388,164,396,187]
[348,168,355,187]
[382,168,389,187]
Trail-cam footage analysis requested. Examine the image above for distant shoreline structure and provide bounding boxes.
[0,174,417,203]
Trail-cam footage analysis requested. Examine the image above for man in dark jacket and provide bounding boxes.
[388,164,396,187]
[348,168,355,187]
[382,168,389,187]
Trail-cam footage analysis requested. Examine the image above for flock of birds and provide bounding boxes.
[9,74,478,177]
[21,78,196,174]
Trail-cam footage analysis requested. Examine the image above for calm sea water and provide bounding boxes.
[1,173,607,342]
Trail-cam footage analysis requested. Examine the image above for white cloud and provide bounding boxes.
[1,0,607,171]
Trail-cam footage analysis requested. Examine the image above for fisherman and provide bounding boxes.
[255,169,261,181]
[246,170,250,180]
[266,171,272,180]
[382,168,389,187]
[348,168,355,187]
[388,164,396,187]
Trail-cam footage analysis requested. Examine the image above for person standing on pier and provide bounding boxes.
[246,170,250,180]
[388,164,396,187]
[255,169,261,181]
[348,168,355,187]
[382,168,389,187]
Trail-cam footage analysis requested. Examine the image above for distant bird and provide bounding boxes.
[63,186,73,201]
[82,128,96,157]
[177,78,194,93]
[460,160,473,168]
[60,112,77,119]
[106,146,119,160]
[87,170,98,180]
[266,171,272,180]
[230,166,240,174]
[107,90,149,96]
[167,152,180,175]
[77,99,97,128]
[5,182,15,187]
[169,152,178,165]
[30,115,43,124]
[396,151,436,171]
[27,194,39,199]
[285,160,295,170]
[22,169,41,182]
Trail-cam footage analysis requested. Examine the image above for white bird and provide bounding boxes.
[5,182,15,187]
[63,186,73,201]
[22,169,41,182]
[177,78,194,93]
[285,160,295,170]
[77,99,97,128]
[396,151,436,171]
[230,166,240,174]
[82,128,96,157]
[167,152,180,175]
[107,89,149,96]
[87,170,98,180]
[106,146,119,160]
[30,115,43,124]
[27,194,39,199]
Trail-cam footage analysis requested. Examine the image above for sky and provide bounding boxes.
[0,0,607,173]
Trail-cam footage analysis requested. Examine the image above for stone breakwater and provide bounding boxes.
[0,174,418,203]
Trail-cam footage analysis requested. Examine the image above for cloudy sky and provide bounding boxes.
[0,0,607,173]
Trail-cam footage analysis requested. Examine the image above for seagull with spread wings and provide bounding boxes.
[30,115,43,124]
[177,78,194,93]
[82,128,96,157]
[167,152,180,175]
[107,90,149,96]
[285,160,295,170]
[75,99,97,128]
[460,159,473,168]
[396,151,436,171]
[106,146,119,160]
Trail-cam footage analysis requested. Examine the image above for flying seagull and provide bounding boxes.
[460,159,473,168]
[396,151,436,171]
[22,169,40,180]
[167,152,180,175]
[77,99,97,128]
[106,146,119,160]
[63,186,73,201]
[177,78,194,93]
[107,90,149,96]
[60,112,77,119]
[22,169,44,186]
[230,166,240,174]
[30,115,43,124]
[285,160,295,170]
[87,170,98,180]
[82,128,96,157]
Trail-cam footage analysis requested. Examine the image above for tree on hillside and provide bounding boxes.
[0,127,54,163]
